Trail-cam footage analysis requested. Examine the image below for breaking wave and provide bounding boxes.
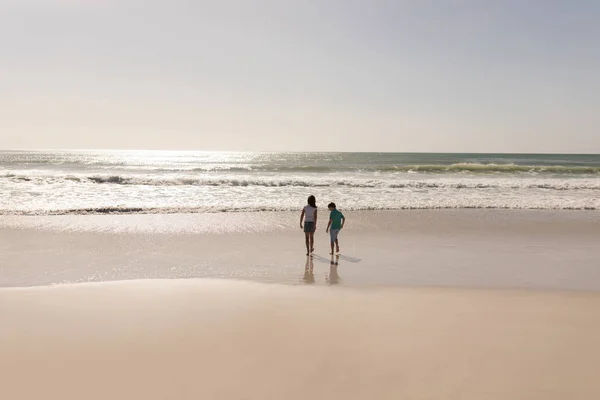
[395,163,600,174]
[116,164,600,174]
[4,173,600,191]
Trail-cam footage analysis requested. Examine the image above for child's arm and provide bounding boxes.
[314,209,318,229]
[326,218,332,233]
[341,215,345,229]
[299,209,305,228]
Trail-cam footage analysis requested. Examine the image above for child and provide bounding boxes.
[326,202,345,254]
[300,195,317,255]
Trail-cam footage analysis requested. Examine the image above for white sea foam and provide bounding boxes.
[2,151,599,214]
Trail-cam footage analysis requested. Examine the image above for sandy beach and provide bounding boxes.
[2,210,600,399]
[2,280,600,399]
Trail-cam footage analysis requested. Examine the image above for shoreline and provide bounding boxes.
[3,205,600,216]
[2,209,599,290]
[2,208,599,233]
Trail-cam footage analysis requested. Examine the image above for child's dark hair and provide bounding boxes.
[328,202,336,209]
[307,195,317,208]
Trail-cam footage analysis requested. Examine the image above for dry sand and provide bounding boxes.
[2,279,600,400]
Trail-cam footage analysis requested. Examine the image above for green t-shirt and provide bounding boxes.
[329,209,345,230]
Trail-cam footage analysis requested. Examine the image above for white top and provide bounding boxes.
[303,205,317,222]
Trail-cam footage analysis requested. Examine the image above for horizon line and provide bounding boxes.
[1,148,600,156]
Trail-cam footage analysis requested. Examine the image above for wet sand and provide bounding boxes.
[1,210,599,290]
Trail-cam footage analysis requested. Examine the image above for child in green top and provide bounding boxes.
[325,202,345,254]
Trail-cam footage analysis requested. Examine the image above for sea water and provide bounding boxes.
[1,150,599,214]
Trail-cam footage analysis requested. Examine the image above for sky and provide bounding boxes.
[1,0,599,153]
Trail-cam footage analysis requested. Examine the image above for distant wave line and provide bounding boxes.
[3,173,600,191]
[3,163,600,174]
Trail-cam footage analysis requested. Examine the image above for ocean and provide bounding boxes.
[1,150,599,215]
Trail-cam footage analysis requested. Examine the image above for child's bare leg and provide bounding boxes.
[305,233,310,255]
[309,232,315,253]
[335,239,340,252]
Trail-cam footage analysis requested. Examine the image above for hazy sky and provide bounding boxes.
[1,0,599,152]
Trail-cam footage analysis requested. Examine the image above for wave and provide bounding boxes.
[2,204,598,216]
[388,163,600,174]
[4,173,600,191]
[126,163,600,174]
[5,162,600,175]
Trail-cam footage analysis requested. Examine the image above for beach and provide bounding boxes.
[2,210,600,399]
[2,151,600,398]
[2,279,600,400]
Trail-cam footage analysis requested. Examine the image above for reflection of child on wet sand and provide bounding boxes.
[303,256,315,284]
[327,256,340,285]
[325,202,345,255]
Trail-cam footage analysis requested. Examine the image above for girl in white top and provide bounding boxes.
[300,195,318,255]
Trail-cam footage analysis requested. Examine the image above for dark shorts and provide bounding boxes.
[304,222,315,233]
